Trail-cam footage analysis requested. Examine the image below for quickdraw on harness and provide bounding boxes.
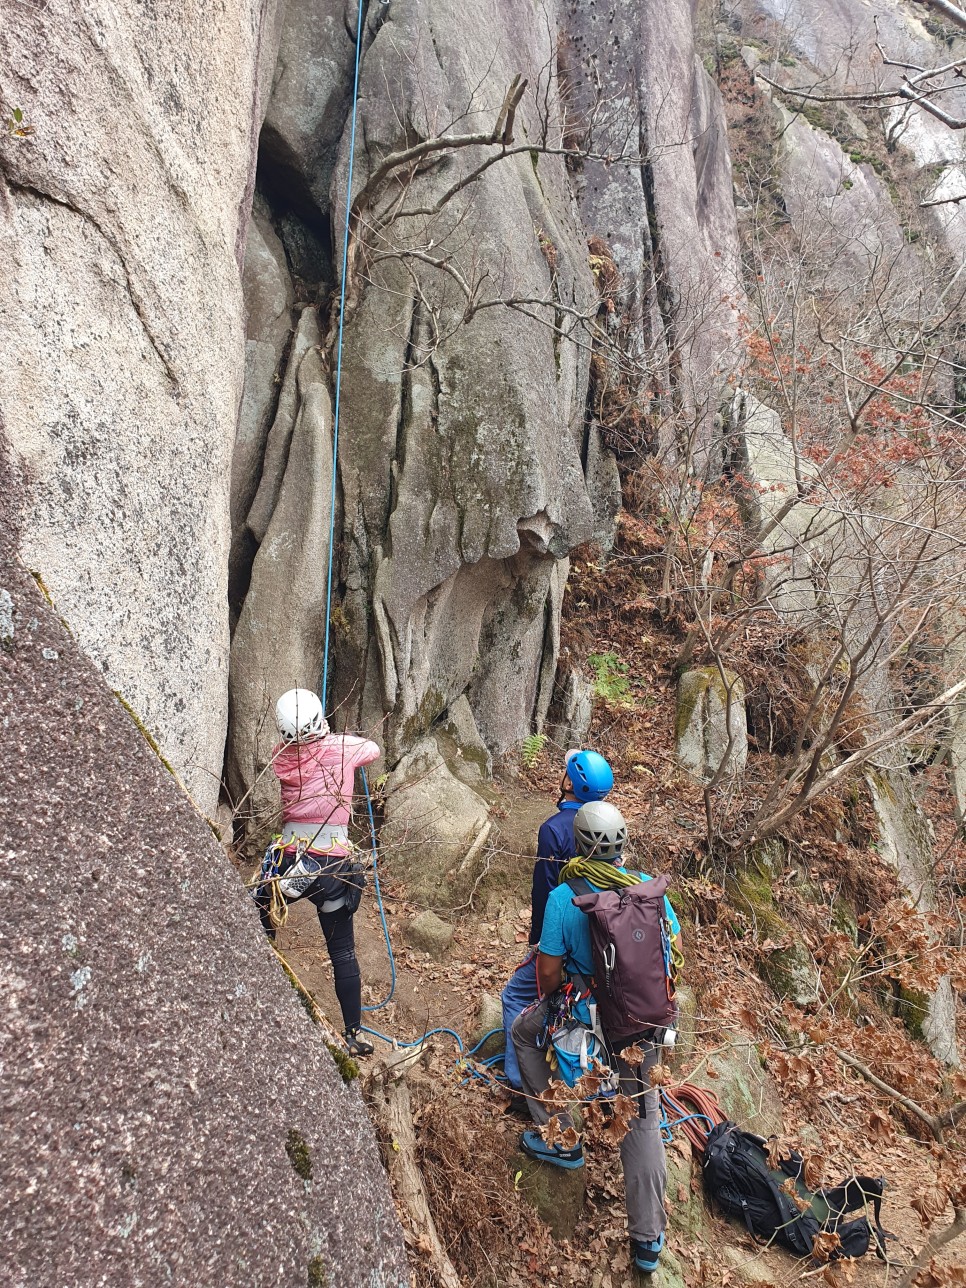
[536,982,618,1091]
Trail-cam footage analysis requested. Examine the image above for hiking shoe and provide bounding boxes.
[344,1028,374,1057]
[630,1233,665,1274]
[520,1129,584,1170]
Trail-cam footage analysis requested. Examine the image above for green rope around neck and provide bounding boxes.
[558,856,637,889]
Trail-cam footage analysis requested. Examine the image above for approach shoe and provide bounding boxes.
[520,1129,584,1170]
[343,1028,374,1057]
[630,1232,665,1274]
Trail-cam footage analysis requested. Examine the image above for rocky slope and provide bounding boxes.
[0,458,407,1285]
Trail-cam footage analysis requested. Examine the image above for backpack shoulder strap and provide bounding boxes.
[820,1175,890,1259]
[567,876,595,899]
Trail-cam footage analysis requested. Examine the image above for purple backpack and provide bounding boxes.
[569,874,677,1043]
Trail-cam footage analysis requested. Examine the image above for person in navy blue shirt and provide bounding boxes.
[500,748,613,1094]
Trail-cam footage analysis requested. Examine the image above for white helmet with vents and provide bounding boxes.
[573,800,628,862]
[275,689,329,742]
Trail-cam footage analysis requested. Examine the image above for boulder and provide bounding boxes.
[474,991,506,1056]
[0,485,407,1285]
[381,737,490,905]
[676,666,748,781]
[404,911,455,960]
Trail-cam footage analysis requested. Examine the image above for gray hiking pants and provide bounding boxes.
[511,998,667,1244]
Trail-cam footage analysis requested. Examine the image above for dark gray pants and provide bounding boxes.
[511,998,667,1244]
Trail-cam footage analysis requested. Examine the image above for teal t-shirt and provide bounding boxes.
[539,869,680,1023]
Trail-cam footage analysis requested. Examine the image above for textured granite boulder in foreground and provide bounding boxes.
[0,477,408,1287]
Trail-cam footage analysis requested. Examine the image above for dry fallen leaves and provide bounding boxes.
[765,1136,788,1169]
[802,1148,828,1191]
[912,1183,950,1228]
[540,1116,581,1151]
[811,1229,842,1263]
[780,1176,813,1214]
[913,1262,966,1286]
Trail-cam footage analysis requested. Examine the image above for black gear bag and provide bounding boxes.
[702,1122,889,1262]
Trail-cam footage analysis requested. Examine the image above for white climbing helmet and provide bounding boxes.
[275,688,329,742]
[573,800,628,862]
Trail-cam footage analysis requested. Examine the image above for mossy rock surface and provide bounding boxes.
[712,1043,783,1137]
[643,1245,686,1288]
[729,868,819,1006]
[675,666,747,781]
[665,1148,703,1242]
[509,1151,586,1237]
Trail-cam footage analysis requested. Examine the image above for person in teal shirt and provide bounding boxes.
[537,855,680,1029]
[510,801,681,1276]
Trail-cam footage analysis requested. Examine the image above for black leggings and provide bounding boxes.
[256,890,362,1032]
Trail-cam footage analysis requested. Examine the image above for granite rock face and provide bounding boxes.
[0,0,286,816]
[227,0,748,829]
[0,467,408,1287]
[736,0,966,257]
[228,0,599,804]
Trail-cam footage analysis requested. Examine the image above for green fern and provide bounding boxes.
[521,733,548,768]
[588,651,633,704]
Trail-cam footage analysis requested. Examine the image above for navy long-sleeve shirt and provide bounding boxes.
[528,800,581,944]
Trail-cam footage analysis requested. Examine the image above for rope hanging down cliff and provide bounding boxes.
[320,0,367,715]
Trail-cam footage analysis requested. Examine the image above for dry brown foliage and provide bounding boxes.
[413,1081,553,1287]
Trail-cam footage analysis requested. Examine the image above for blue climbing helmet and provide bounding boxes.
[566,749,614,802]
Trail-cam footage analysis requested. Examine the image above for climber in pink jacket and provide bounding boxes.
[256,687,380,1056]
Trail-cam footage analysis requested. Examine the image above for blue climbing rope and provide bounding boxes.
[304,0,491,1068]
[359,1024,506,1085]
[306,1,400,1021]
[320,0,366,714]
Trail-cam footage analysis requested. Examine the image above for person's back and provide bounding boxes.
[274,729,379,854]
[510,801,680,1276]
[255,688,379,1057]
[500,749,614,1095]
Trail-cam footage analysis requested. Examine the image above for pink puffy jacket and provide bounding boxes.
[272,733,380,856]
